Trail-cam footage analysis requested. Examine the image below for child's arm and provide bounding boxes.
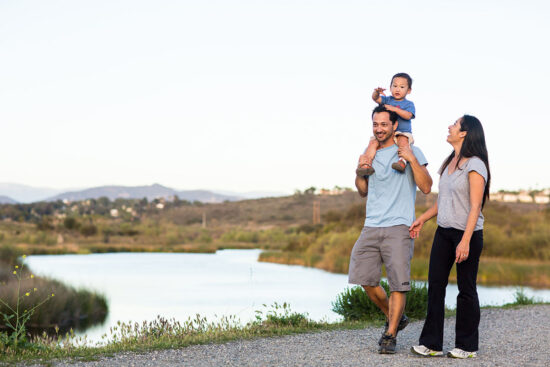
[372,87,385,104]
[384,105,413,120]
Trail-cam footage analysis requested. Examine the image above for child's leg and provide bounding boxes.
[391,133,413,173]
[362,137,378,166]
[356,137,378,176]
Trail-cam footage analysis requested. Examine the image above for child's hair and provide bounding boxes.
[391,73,413,89]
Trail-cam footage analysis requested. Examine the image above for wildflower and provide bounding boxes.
[22,255,27,259]
[31,274,35,278]
[13,271,17,275]
[15,265,19,269]
[51,293,55,297]
[34,288,37,292]
[25,292,30,296]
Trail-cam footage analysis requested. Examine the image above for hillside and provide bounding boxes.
[45,184,240,203]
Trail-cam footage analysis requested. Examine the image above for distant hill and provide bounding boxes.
[0,183,66,203]
[45,184,242,203]
[0,195,18,204]
[214,190,289,199]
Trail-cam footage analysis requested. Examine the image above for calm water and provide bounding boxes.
[26,250,550,342]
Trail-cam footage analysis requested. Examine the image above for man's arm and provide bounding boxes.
[397,146,432,194]
[355,153,370,197]
[355,174,368,197]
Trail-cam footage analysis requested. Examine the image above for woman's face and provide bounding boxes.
[447,118,465,144]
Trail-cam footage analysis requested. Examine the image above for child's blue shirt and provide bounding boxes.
[380,96,415,133]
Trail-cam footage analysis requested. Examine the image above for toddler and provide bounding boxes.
[357,73,416,176]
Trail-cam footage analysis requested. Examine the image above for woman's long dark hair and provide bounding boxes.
[439,115,491,208]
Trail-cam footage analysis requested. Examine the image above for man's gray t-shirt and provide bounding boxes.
[437,156,488,231]
[365,144,428,227]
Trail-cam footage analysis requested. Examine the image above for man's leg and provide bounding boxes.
[387,291,406,336]
[362,285,389,318]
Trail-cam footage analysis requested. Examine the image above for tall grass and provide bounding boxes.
[331,281,429,321]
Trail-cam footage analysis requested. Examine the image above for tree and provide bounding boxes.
[304,187,316,195]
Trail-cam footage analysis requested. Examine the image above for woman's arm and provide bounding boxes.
[455,171,485,263]
[409,201,438,238]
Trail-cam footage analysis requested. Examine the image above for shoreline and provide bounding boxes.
[10,243,550,288]
[19,304,550,367]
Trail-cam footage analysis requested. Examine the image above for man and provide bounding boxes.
[349,104,432,354]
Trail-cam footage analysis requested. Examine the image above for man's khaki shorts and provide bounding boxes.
[348,225,414,292]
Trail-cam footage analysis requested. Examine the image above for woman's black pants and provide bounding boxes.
[419,226,483,352]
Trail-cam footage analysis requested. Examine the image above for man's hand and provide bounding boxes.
[397,144,415,163]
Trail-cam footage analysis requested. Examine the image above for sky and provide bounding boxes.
[1,0,549,194]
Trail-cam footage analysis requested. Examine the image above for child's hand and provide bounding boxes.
[374,87,386,96]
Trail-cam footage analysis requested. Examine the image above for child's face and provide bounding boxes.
[390,77,411,101]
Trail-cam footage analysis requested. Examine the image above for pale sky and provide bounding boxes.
[1,0,549,194]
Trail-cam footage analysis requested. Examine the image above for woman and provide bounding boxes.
[409,115,490,359]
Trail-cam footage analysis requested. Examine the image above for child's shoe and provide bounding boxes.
[391,159,407,173]
[356,164,374,177]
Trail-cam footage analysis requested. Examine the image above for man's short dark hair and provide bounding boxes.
[391,72,413,89]
[372,104,398,124]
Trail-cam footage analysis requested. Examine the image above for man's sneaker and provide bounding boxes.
[378,314,409,345]
[356,165,374,177]
[411,345,443,357]
[447,348,477,359]
[378,334,396,354]
[391,160,406,172]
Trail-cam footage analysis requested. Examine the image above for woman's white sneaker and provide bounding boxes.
[447,348,477,359]
[411,345,443,357]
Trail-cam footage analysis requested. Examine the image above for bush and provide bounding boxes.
[80,223,98,237]
[63,217,79,230]
[332,280,428,321]
[255,302,310,327]
[511,288,536,305]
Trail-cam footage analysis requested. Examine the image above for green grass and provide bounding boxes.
[0,304,377,364]
[0,291,548,364]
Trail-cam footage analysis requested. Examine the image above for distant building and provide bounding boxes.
[502,193,519,202]
[318,187,347,196]
[110,209,119,217]
[156,203,165,209]
[518,191,533,203]
[492,189,549,204]
[534,195,550,204]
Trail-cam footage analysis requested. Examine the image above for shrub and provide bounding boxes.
[63,217,79,230]
[332,280,428,321]
[255,302,310,327]
[511,288,536,305]
[80,223,98,237]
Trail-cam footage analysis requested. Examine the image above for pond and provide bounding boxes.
[26,250,550,342]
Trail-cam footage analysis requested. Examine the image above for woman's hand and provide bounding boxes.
[455,239,470,263]
[409,219,424,239]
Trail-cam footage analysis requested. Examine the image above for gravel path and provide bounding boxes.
[28,305,550,367]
